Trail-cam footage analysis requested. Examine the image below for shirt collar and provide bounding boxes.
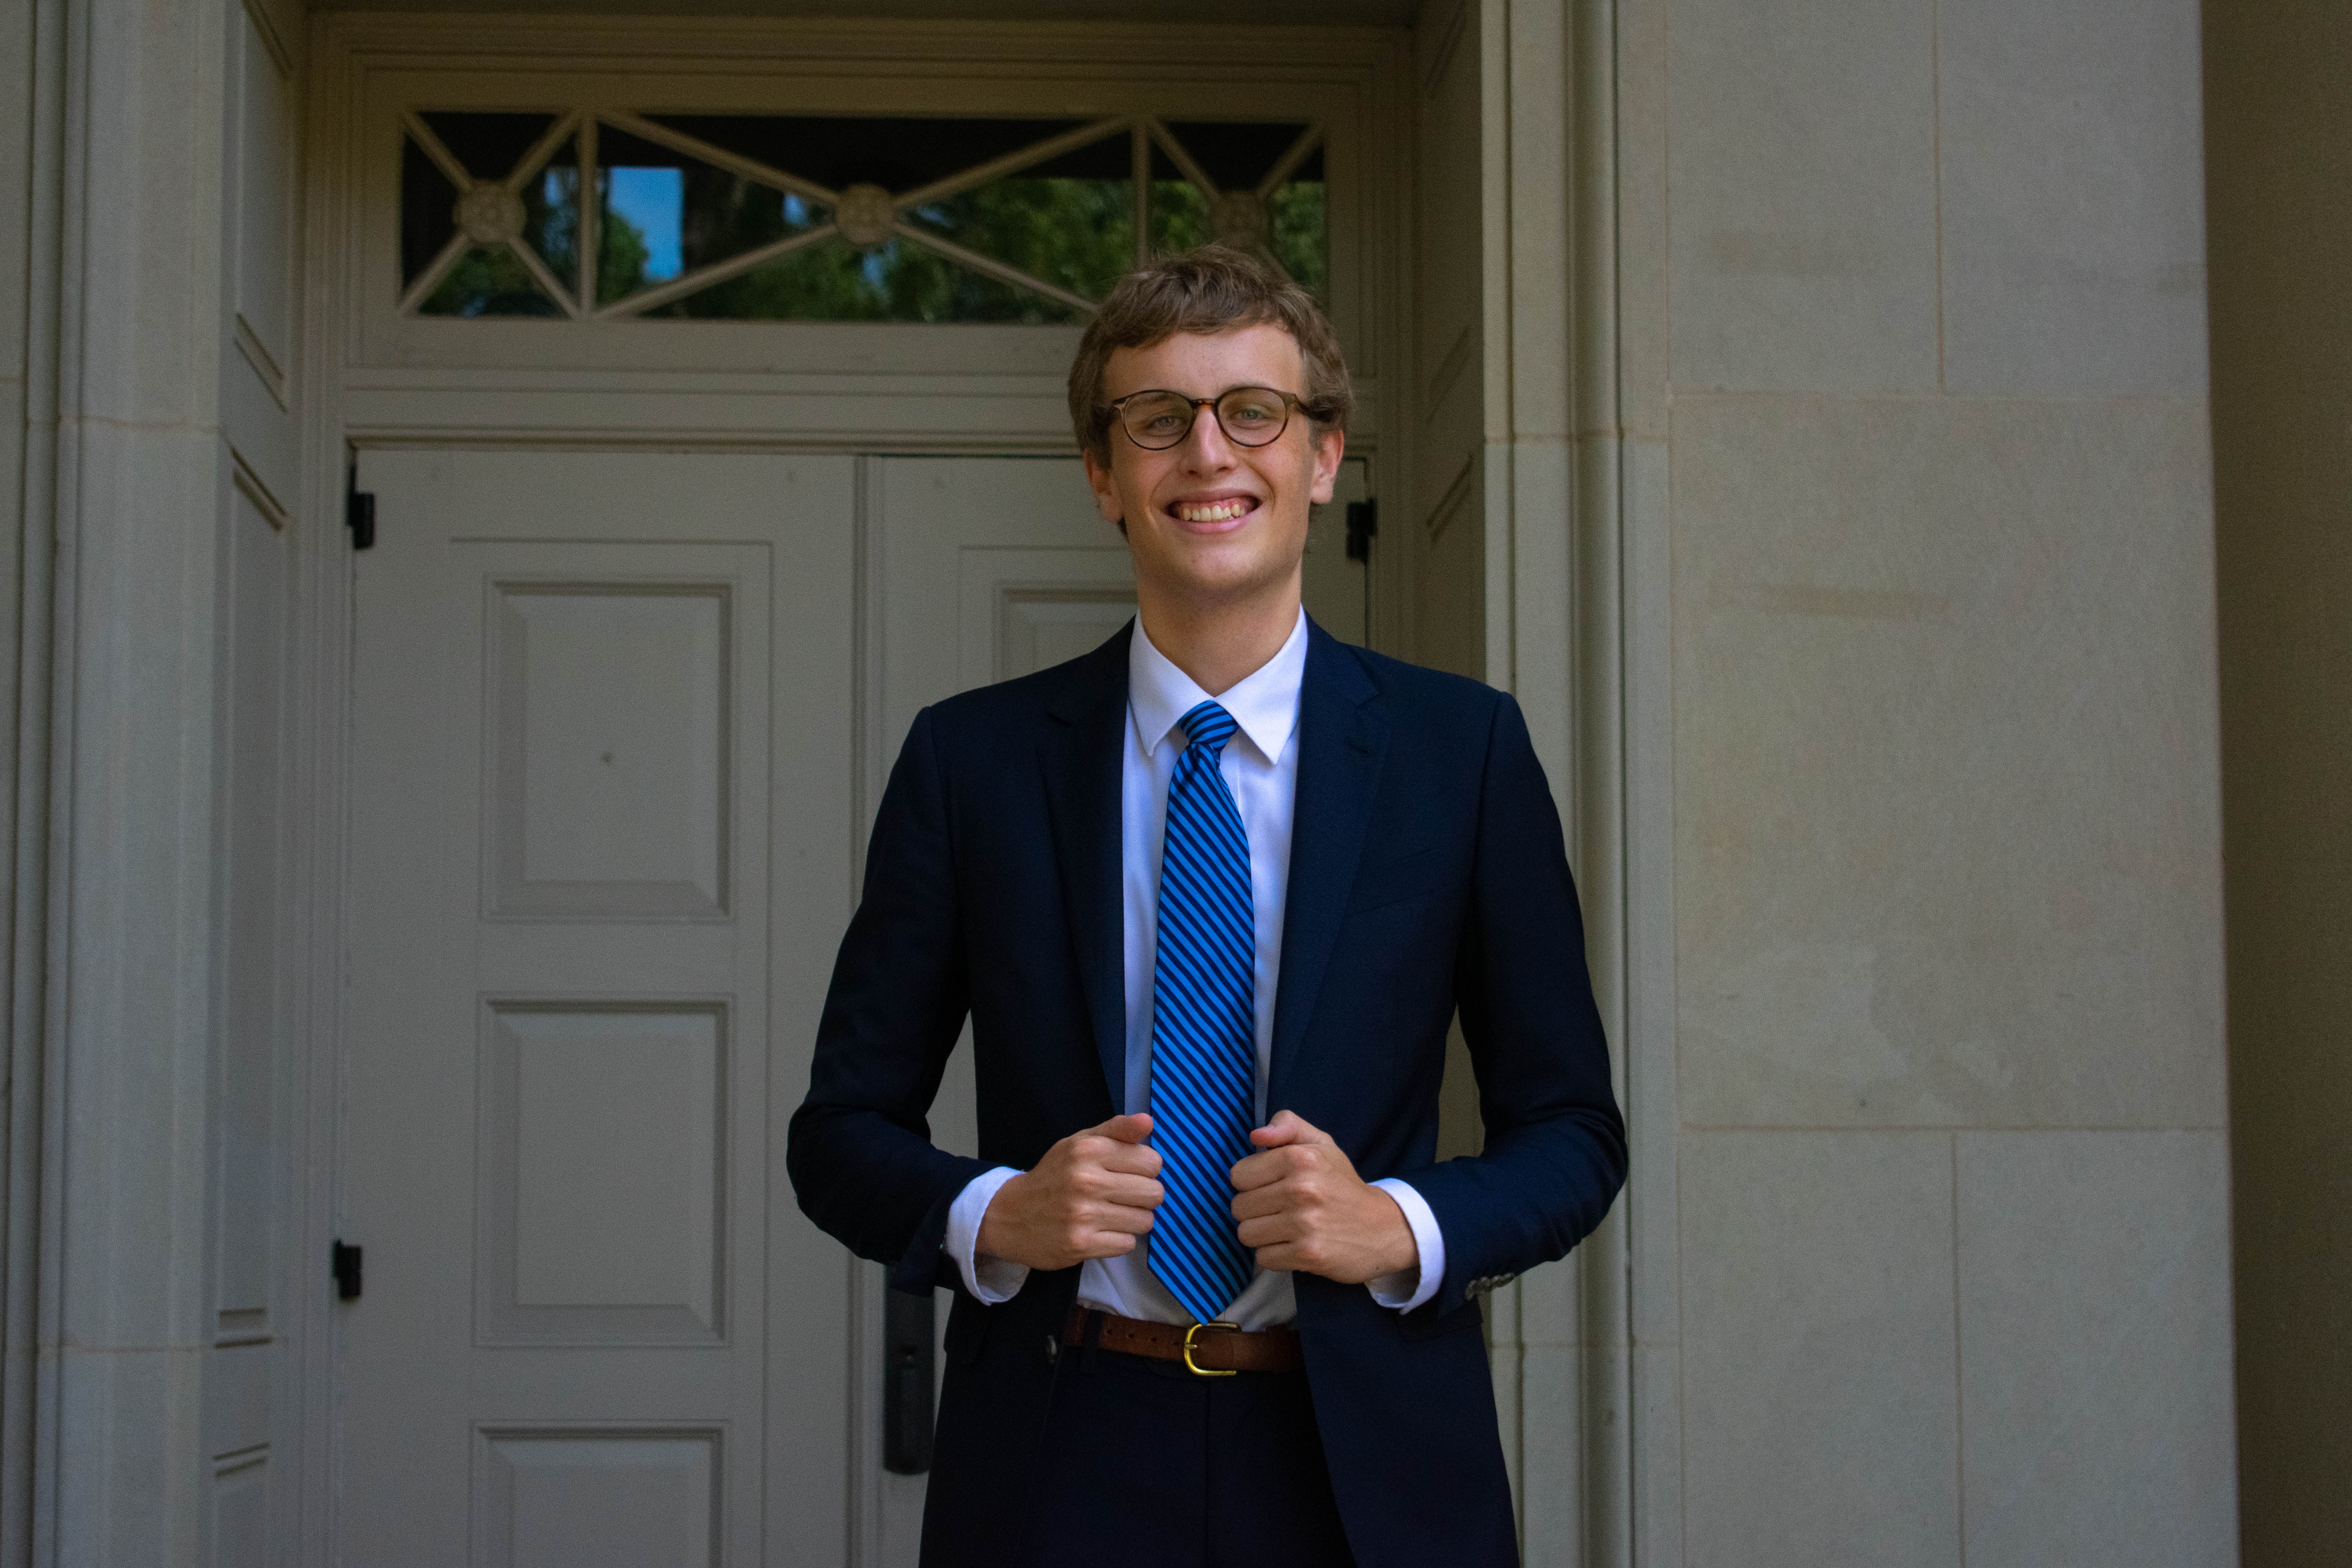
[1128,608,1308,767]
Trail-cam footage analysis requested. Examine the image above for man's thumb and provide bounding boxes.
[1251,1109,1324,1146]
[1100,1112,1155,1143]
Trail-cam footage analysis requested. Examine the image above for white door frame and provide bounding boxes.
[8,4,1646,1566]
[1463,3,1637,1561]
[288,16,1445,1568]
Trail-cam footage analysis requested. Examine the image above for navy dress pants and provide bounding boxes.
[1018,1342,1357,1568]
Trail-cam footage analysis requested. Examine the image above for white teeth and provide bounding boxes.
[1175,500,1251,522]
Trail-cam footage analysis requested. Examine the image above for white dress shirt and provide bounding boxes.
[944,610,1445,1325]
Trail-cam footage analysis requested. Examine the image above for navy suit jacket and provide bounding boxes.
[788,619,1626,1568]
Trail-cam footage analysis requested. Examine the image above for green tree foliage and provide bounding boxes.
[1149,181,1211,257]
[652,234,1087,324]
[642,174,1131,323]
[422,246,558,317]
[1269,183,1326,301]
[436,154,1327,322]
[525,166,581,282]
[596,198,655,308]
[911,177,1133,303]
[1146,179,1327,300]
[418,165,588,317]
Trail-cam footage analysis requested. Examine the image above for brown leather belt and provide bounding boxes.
[1062,1305,1303,1376]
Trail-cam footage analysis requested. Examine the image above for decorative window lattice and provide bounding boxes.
[399,111,1327,322]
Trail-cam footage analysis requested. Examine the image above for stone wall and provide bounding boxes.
[2,1,243,1564]
[1615,1,2237,1562]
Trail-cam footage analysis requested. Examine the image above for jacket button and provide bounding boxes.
[1044,1334,1059,1364]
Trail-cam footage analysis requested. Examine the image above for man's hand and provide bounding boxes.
[1230,1111,1418,1284]
[977,1113,1163,1272]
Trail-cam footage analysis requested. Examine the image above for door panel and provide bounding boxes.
[1414,0,1488,684]
[343,450,1364,1567]
[341,450,854,1568]
[860,456,1127,1563]
[475,1428,722,1568]
[871,456,1132,776]
[487,578,733,917]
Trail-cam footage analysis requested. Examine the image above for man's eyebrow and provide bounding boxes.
[1108,382,1299,400]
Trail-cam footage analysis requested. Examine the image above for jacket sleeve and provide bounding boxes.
[787,705,989,1294]
[1393,691,1628,1321]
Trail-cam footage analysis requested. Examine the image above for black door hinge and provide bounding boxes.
[331,1239,363,1301]
[1344,498,1378,561]
[345,460,376,551]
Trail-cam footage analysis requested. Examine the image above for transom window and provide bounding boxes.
[398,111,1327,323]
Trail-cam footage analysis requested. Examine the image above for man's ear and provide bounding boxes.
[1308,426,1346,506]
[1081,446,1126,533]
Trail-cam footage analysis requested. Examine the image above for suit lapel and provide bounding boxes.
[1269,623,1386,1109]
[1040,625,1133,1114]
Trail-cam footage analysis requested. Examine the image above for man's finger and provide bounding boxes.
[1089,1173,1164,1209]
[1228,1148,1290,1190]
[1086,1202,1159,1236]
[1097,1141,1163,1179]
[1249,1109,1330,1149]
[1097,1112,1155,1144]
[1236,1212,1302,1250]
[1251,1242,1306,1273]
[1230,1184,1289,1222]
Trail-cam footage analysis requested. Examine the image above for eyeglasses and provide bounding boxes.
[1104,387,1307,451]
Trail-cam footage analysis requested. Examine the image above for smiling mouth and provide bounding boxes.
[1170,498,1260,523]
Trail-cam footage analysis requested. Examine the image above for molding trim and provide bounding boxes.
[232,315,290,411]
[1475,4,1634,1564]
[239,0,296,81]
[333,42,1391,397]
[291,15,1418,1568]
[315,10,1406,69]
[15,3,242,1567]
[2,0,68,1563]
[228,447,290,528]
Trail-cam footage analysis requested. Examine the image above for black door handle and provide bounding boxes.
[883,1288,936,1474]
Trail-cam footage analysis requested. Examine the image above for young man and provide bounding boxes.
[789,246,1625,1568]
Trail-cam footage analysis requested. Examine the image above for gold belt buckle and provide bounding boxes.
[1181,1321,1241,1378]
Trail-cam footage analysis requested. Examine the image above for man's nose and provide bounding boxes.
[1178,403,1238,469]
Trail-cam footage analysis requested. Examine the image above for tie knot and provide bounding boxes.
[1178,701,1239,759]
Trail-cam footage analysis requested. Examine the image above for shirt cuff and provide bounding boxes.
[1365,1177,1445,1312]
[944,1166,1031,1304]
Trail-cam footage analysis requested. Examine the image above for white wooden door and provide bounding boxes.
[338,451,1363,1568]
[340,449,856,1568]
[854,454,1363,1564]
[855,456,1133,1565]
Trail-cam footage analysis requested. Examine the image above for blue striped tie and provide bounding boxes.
[1146,700,1260,1325]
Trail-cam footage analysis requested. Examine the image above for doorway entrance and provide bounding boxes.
[337,447,1369,1566]
[312,22,1408,1564]
[338,448,1166,1565]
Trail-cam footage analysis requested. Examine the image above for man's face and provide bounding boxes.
[1083,323,1344,611]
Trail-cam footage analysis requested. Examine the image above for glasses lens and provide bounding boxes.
[1214,388,1291,447]
[1119,391,1198,449]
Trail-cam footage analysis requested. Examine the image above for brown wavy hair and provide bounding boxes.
[1068,244,1353,464]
